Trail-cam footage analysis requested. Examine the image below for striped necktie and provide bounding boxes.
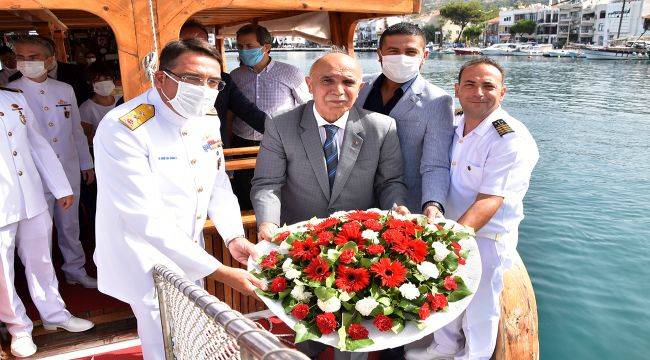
[323,124,338,190]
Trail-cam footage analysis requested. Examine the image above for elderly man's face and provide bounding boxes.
[306,53,362,122]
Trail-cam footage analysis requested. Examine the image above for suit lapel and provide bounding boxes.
[330,107,364,205]
[389,75,425,119]
[300,104,331,200]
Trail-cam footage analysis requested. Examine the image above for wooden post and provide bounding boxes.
[51,29,68,62]
[330,12,375,55]
[215,25,227,72]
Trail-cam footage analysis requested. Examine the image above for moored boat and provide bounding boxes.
[512,44,552,56]
[454,47,482,55]
[584,47,650,60]
[481,43,519,56]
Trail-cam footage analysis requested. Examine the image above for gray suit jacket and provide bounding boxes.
[356,74,454,213]
[251,101,407,225]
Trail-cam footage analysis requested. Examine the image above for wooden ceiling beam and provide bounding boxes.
[9,9,68,31]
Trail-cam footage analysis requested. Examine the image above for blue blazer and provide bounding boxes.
[356,74,454,213]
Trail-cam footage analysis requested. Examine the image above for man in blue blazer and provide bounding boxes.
[356,22,454,222]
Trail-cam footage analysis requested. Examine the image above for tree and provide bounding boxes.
[509,19,537,39]
[422,24,441,44]
[440,1,490,43]
[462,25,484,45]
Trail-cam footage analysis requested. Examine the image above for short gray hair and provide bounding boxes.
[12,36,54,57]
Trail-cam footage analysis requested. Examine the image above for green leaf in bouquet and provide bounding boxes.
[282,296,298,312]
[460,249,469,259]
[370,283,380,298]
[391,318,405,334]
[327,249,341,264]
[417,321,428,330]
[325,272,336,288]
[306,280,321,288]
[339,291,353,302]
[342,312,354,327]
[345,338,374,351]
[338,326,348,350]
[340,241,358,252]
[294,321,319,343]
[342,302,355,311]
[377,297,391,306]
[315,286,337,301]
[413,272,427,282]
[418,285,429,295]
[382,305,394,316]
[393,308,404,318]
[398,300,419,313]
[447,277,472,302]
[360,257,372,268]
[278,289,292,300]
[370,305,383,317]
[443,253,459,272]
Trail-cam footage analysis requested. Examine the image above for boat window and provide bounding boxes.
[599,11,606,19]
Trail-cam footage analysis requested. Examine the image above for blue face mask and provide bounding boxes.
[238,47,265,67]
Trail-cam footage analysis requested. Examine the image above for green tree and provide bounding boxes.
[509,19,537,38]
[440,0,491,43]
[422,24,441,44]
[462,25,484,45]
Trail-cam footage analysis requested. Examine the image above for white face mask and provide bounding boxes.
[93,80,115,96]
[17,60,47,79]
[162,72,219,118]
[380,54,423,83]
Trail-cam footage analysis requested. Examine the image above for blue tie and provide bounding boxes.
[323,125,338,190]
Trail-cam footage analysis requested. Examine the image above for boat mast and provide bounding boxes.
[616,0,626,39]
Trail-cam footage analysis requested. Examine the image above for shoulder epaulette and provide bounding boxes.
[455,107,464,116]
[119,104,155,131]
[492,119,514,137]
[0,87,23,93]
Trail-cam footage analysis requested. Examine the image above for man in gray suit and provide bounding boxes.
[252,51,409,242]
[357,22,454,222]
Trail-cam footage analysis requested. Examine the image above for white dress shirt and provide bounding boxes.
[446,107,539,250]
[93,88,245,304]
[313,104,348,160]
[0,89,72,227]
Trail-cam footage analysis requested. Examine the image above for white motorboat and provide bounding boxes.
[480,43,519,55]
[583,47,649,60]
[544,49,582,58]
[511,44,553,56]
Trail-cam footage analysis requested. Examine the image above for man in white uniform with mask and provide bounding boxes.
[1,87,94,358]
[9,36,97,288]
[93,39,264,360]
[405,58,539,360]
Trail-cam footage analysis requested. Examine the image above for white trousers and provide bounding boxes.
[407,237,509,360]
[45,182,88,279]
[0,211,71,337]
[130,290,165,360]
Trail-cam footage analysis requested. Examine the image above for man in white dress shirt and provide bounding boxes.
[9,36,96,288]
[93,39,264,360]
[0,88,94,358]
[405,58,539,360]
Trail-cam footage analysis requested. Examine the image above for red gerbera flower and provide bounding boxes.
[291,303,310,320]
[334,265,370,292]
[366,244,385,255]
[270,277,287,293]
[313,218,339,233]
[444,276,458,291]
[386,218,422,236]
[316,231,334,246]
[370,258,407,288]
[430,293,448,311]
[381,228,406,245]
[458,255,466,265]
[339,248,355,264]
[346,210,381,222]
[419,302,431,320]
[335,221,363,246]
[373,315,393,332]
[260,251,280,269]
[290,238,320,261]
[315,313,337,335]
[363,219,383,231]
[275,231,290,242]
[348,323,369,340]
[304,256,331,282]
[393,239,428,263]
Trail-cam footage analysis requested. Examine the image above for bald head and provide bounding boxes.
[306,52,362,122]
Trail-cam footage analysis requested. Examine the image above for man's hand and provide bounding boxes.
[392,204,411,216]
[211,265,266,298]
[56,195,74,210]
[82,168,95,185]
[423,204,444,223]
[258,222,279,242]
[227,237,259,265]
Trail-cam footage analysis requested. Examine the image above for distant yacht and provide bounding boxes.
[512,44,553,56]
[454,47,482,55]
[544,49,583,58]
[583,46,649,60]
[480,43,519,55]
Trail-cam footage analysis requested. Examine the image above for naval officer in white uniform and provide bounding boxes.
[9,36,96,288]
[405,58,539,360]
[0,88,94,358]
[93,39,264,360]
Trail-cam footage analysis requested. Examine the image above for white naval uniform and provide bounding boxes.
[0,89,74,337]
[93,88,246,360]
[8,77,93,280]
[407,107,539,360]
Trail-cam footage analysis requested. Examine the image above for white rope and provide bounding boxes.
[142,0,160,86]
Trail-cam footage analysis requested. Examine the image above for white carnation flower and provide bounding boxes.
[278,241,291,255]
[431,241,451,262]
[367,208,382,213]
[281,258,293,271]
[399,283,420,300]
[417,261,440,279]
[355,296,379,316]
[331,210,349,219]
[317,296,341,313]
[290,285,312,302]
[285,267,301,280]
[361,230,379,243]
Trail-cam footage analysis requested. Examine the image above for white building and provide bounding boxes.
[355,16,405,47]
[498,4,557,43]
[592,0,650,45]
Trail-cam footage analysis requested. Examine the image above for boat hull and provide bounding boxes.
[583,49,646,60]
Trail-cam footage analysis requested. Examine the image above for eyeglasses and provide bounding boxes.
[163,69,226,90]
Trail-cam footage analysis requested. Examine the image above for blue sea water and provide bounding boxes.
[226,52,650,359]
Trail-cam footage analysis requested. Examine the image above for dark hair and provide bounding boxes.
[181,19,209,38]
[0,45,13,56]
[458,57,505,83]
[86,62,114,82]
[379,22,425,49]
[11,36,55,56]
[158,38,222,70]
[236,24,272,46]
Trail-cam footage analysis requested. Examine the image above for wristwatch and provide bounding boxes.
[422,201,444,215]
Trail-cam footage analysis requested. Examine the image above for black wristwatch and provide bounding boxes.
[422,201,445,215]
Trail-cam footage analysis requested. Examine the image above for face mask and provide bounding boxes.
[93,80,115,96]
[380,54,423,83]
[238,47,265,67]
[162,72,219,118]
[17,60,47,79]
